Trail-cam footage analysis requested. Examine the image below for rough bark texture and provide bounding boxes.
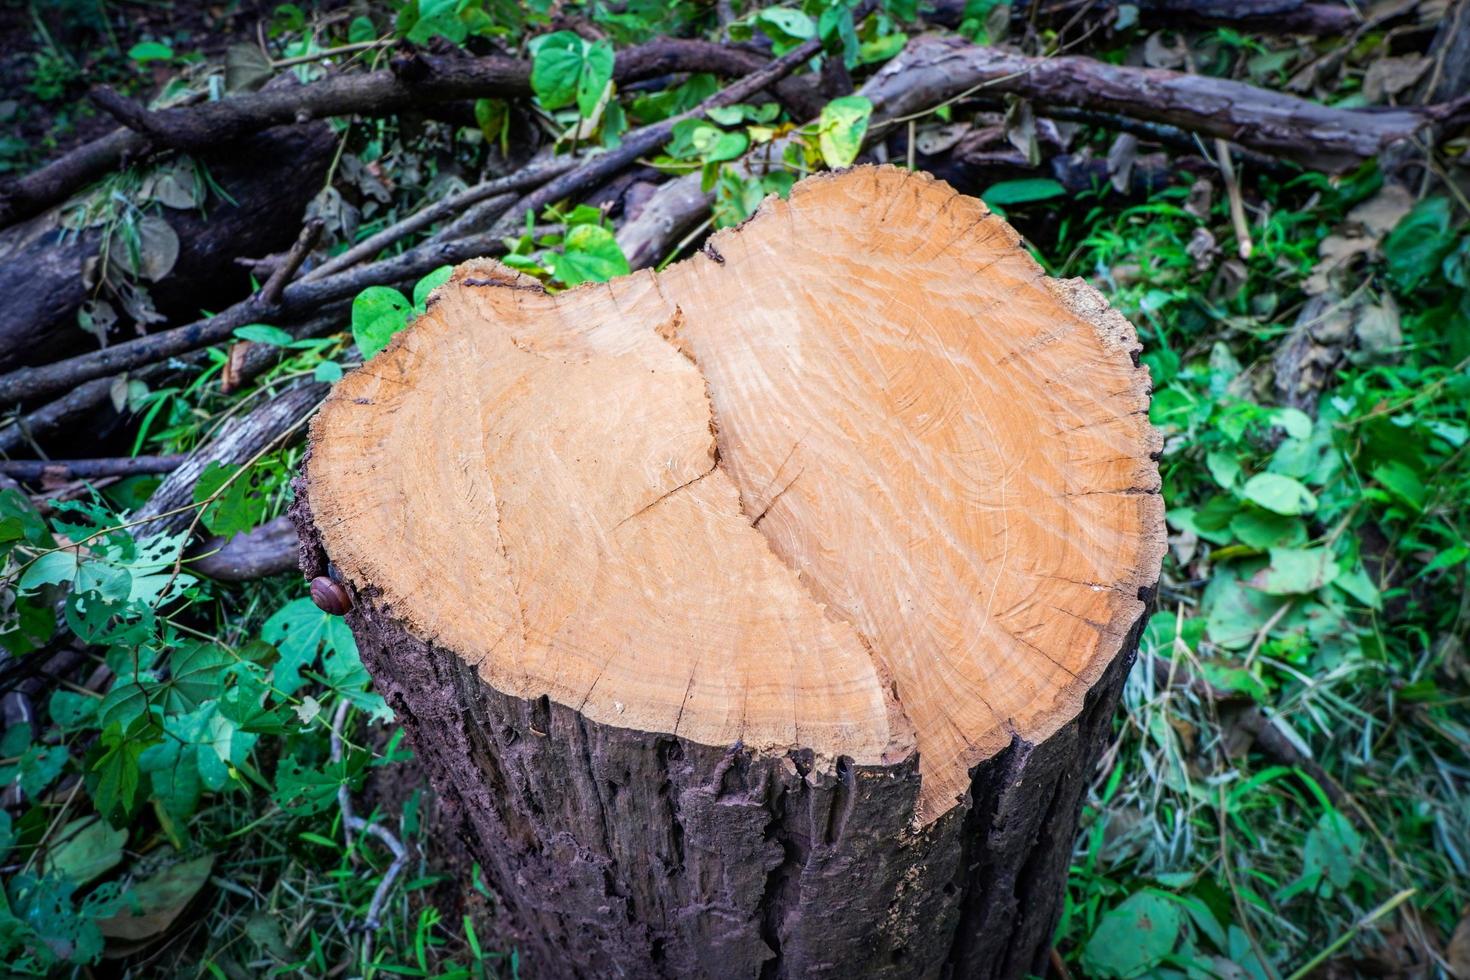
[293,490,1149,980]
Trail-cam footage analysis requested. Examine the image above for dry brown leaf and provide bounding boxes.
[1306,235,1376,294]
[1348,183,1416,240]
[1363,54,1430,103]
[1448,908,1470,979]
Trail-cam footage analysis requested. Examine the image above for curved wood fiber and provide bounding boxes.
[294,165,1165,979]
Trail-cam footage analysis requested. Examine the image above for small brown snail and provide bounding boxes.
[310,576,352,616]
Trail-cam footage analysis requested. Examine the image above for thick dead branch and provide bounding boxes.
[188,516,298,581]
[866,38,1465,173]
[0,39,815,230]
[0,456,184,482]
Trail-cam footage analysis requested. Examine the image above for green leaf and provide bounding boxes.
[233,324,293,346]
[530,32,615,115]
[314,361,344,383]
[351,285,412,360]
[165,642,233,712]
[413,265,454,309]
[1383,196,1455,291]
[555,224,631,286]
[262,597,357,696]
[1303,809,1362,890]
[193,461,261,539]
[1229,510,1306,550]
[348,15,377,45]
[1081,890,1182,978]
[817,95,873,169]
[129,41,174,63]
[980,178,1066,207]
[1256,547,1341,595]
[1241,472,1317,516]
[91,728,145,826]
[19,550,79,591]
[1370,460,1426,512]
[43,817,127,885]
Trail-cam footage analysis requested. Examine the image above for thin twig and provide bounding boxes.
[329,699,408,944]
[259,220,324,306]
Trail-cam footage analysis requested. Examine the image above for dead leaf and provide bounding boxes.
[1447,907,1470,978]
[1143,31,1188,69]
[1347,183,1415,241]
[1185,179,1214,219]
[915,123,971,156]
[99,855,215,945]
[1187,227,1219,270]
[78,299,117,345]
[1306,234,1376,295]
[1004,99,1039,166]
[1363,54,1429,103]
[111,215,180,283]
[1106,133,1139,194]
[221,342,251,395]
[1349,296,1403,362]
[139,163,200,210]
[225,44,275,93]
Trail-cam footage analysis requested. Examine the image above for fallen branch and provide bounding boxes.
[329,698,409,953]
[930,0,1361,35]
[870,37,1468,173]
[0,455,185,482]
[0,39,815,230]
[0,123,336,373]
[188,515,298,581]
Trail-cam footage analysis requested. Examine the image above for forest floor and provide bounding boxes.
[1,1,1469,978]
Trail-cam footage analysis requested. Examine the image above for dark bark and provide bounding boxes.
[862,37,1465,174]
[290,485,1151,979]
[189,516,298,581]
[0,123,334,373]
[0,455,184,482]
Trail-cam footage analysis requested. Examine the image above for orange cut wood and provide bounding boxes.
[296,165,1164,979]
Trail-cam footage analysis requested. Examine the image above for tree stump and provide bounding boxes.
[292,165,1164,979]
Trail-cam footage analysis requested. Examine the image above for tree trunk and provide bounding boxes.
[292,166,1165,979]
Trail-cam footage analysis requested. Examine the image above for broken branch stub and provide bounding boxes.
[294,165,1165,979]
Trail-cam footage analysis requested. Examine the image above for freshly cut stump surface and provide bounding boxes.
[294,165,1165,979]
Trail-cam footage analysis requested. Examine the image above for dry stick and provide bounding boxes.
[0,38,805,229]
[259,219,324,305]
[0,455,185,481]
[302,159,574,281]
[1215,138,1253,260]
[329,699,409,946]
